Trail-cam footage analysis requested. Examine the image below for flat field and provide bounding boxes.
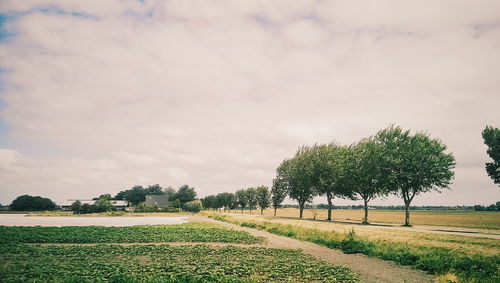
[209,213,500,282]
[0,222,359,282]
[0,222,263,244]
[236,208,500,229]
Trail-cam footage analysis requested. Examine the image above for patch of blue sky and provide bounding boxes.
[0,13,17,42]
[123,8,154,21]
[0,5,98,42]
[34,5,98,20]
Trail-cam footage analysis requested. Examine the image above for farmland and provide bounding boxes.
[0,221,359,282]
[208,213,500,282]
[234,208,500,230]
[0,222,263,244]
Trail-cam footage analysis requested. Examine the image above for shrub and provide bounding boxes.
[183,200,203,213]
[339,230,374,254]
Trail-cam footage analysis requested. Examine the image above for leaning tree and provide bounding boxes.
[256,186,271,215]
[235,189,248,212]
[376,126,456,226]
[310,143,353,221]
[271,176,288,216]
[276,146,317,218]
[246,187,258,214]
[482,126,500,186]
[348,138,388,224]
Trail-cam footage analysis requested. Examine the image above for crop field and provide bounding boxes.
[0,244,357,282]
[209,213,500,282]
[0,222,359,282]
[0,222,263,244]
[233,208,500,229]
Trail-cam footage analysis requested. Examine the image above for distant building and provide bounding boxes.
[60,199,128,211]
[145,195,169,207]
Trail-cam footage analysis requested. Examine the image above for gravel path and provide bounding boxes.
[190,216,434,283]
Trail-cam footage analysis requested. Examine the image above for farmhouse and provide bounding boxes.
[60,199,128,211]
[145,195,169,207]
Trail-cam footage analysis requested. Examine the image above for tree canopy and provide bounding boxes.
[482,126,500,186]
[271,177,287,216]
[256,186,271,215]
[246,187,258,214]
[10,195,56,211]
[235,189,248,212]
[376,126,456,226]
[348,138,387,224]
[310,143,353,221]
[276,147,317,218]
[176,185,197,204]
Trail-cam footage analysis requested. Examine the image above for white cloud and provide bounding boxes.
[0,1,499,205]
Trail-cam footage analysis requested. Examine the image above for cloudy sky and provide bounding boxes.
[1,0,499,206]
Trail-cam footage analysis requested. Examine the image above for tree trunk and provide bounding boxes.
[363,199,369,224]
[274,207,277,216]
[299,204,304,218]
[326,193,333,221]
[404,203,411,226]
[260,208,263,215]
[241,207,244,213]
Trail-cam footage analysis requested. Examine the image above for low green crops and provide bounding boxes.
[0,222,263,244]
[0,244,358,283]
[209,215,500,282]
[0,222,359,282]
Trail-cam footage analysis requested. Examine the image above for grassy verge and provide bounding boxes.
[208,214,500,282]
[0,244,359,282]
[0,222,263,244]
[239,208,500,229]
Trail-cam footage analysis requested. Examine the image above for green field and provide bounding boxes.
[0,222,263,244]
[209,214,500,282]
[0,244,358,282]
[0,223,359,282]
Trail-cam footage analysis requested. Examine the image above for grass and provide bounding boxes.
[219,212,500,256]
[0,222,264,244]
[0,244,359,282]
[208,214,500,282]
[236,208,500,230]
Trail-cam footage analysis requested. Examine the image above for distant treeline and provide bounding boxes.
[281,203,500,211]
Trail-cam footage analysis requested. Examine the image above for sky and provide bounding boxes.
[0,0,499,206]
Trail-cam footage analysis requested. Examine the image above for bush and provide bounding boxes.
[183,200,203,213]
[339,230,374,254]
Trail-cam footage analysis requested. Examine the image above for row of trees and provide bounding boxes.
[113,184,197,206]
[272,126,456,226]
[201,186,271,215]
[70,196,117,214]
[473,202,500,211]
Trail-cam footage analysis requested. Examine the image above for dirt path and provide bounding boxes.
[190,216,433,283]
